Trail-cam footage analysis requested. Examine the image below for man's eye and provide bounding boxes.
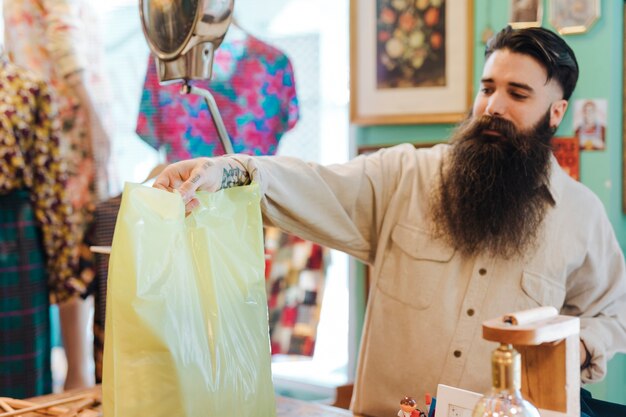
[481,87,493,94]
[511,92,528,100]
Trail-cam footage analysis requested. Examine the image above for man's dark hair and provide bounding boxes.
[485,26,579,100]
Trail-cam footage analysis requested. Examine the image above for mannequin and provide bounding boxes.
[4,0,115,390]
[0,55,80,397]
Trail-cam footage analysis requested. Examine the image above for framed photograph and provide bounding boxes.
[573,98,607,151]
[549,0,601,35]
[350,0,474,125]
[509,0,543,28]
[434,384,482,417]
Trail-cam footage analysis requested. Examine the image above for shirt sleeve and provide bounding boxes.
[136,57,162,151]
[229,145,410,264]
[27,80,81,303]
[278,55,299,134]
[562,206,626,383]
[41,0,87,77]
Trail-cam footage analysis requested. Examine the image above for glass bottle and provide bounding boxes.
[471,344,540,417]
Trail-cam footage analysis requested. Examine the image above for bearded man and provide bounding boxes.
[154,27,626,417]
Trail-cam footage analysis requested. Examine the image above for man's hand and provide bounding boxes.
[153,157,251,213]
[580,339,591,370]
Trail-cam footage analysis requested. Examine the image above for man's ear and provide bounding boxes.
[550,99,568,128]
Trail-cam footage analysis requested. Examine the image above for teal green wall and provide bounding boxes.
[354,0,626,405]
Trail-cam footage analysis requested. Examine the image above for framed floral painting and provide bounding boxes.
[350,0,473,125]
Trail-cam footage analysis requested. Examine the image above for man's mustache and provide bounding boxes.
[466,115,518,140]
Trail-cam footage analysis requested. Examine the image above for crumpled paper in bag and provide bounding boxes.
[103,182,276,417]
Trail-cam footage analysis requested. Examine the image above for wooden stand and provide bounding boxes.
[483,311,580,417]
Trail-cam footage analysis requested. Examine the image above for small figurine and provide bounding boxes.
[398,396,426,417]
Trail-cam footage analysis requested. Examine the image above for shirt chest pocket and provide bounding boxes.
[521,270,567,309]
[376,223,455,310]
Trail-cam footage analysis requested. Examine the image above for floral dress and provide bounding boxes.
[4,0,113,286]
[0,56,80,397]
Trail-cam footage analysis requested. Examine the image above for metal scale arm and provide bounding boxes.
[140,0,236,154]
[181,82,234,154]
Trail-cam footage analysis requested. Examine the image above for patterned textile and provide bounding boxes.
[4,0,114,286]
[136,28,299,162]
[0,56,79,397]
[86,195,121,383]
[265,230,327,356]
[0,190,52,397]
[0,56,80,302]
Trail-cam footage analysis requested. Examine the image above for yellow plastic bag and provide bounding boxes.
[103,183,275,417]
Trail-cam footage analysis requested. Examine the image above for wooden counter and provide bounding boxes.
[0,386,355,416]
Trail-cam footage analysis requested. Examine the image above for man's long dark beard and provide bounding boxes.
[430,111,556,259]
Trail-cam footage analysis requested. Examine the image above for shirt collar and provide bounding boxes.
[547,154,565,205]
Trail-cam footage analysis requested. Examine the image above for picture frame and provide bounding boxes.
[551,137,580,181]
[434,384,482,417]
[509,0,543,29]
[622,4,626,212]
[573,98,607,151]
[549,0,601,35]
[350,0,473,125]
[357,141,438,156]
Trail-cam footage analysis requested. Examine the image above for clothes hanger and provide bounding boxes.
[229,16,250,38]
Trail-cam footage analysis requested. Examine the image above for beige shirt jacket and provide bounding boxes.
[233,143,626,416]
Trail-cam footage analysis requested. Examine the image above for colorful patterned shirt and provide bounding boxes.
[0,56,80,303]
[137,31,299,161]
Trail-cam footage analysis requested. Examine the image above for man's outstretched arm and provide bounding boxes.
[153,156,255,212]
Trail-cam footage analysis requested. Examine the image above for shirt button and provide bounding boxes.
[479,268,487,275]
[467,308,475,316]
[454,350,462,358]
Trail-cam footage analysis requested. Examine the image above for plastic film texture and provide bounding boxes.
[102,182,275,417]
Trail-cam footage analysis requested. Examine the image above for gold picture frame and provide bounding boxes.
[622,4,626,212]
[357,141,437,156]
[350,0,474,125]
[509,0,544,29]
[549,0,601,35]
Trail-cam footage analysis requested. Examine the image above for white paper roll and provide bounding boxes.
[502,306,558,325]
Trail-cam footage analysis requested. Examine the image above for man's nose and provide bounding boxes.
[485,93,506,117]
